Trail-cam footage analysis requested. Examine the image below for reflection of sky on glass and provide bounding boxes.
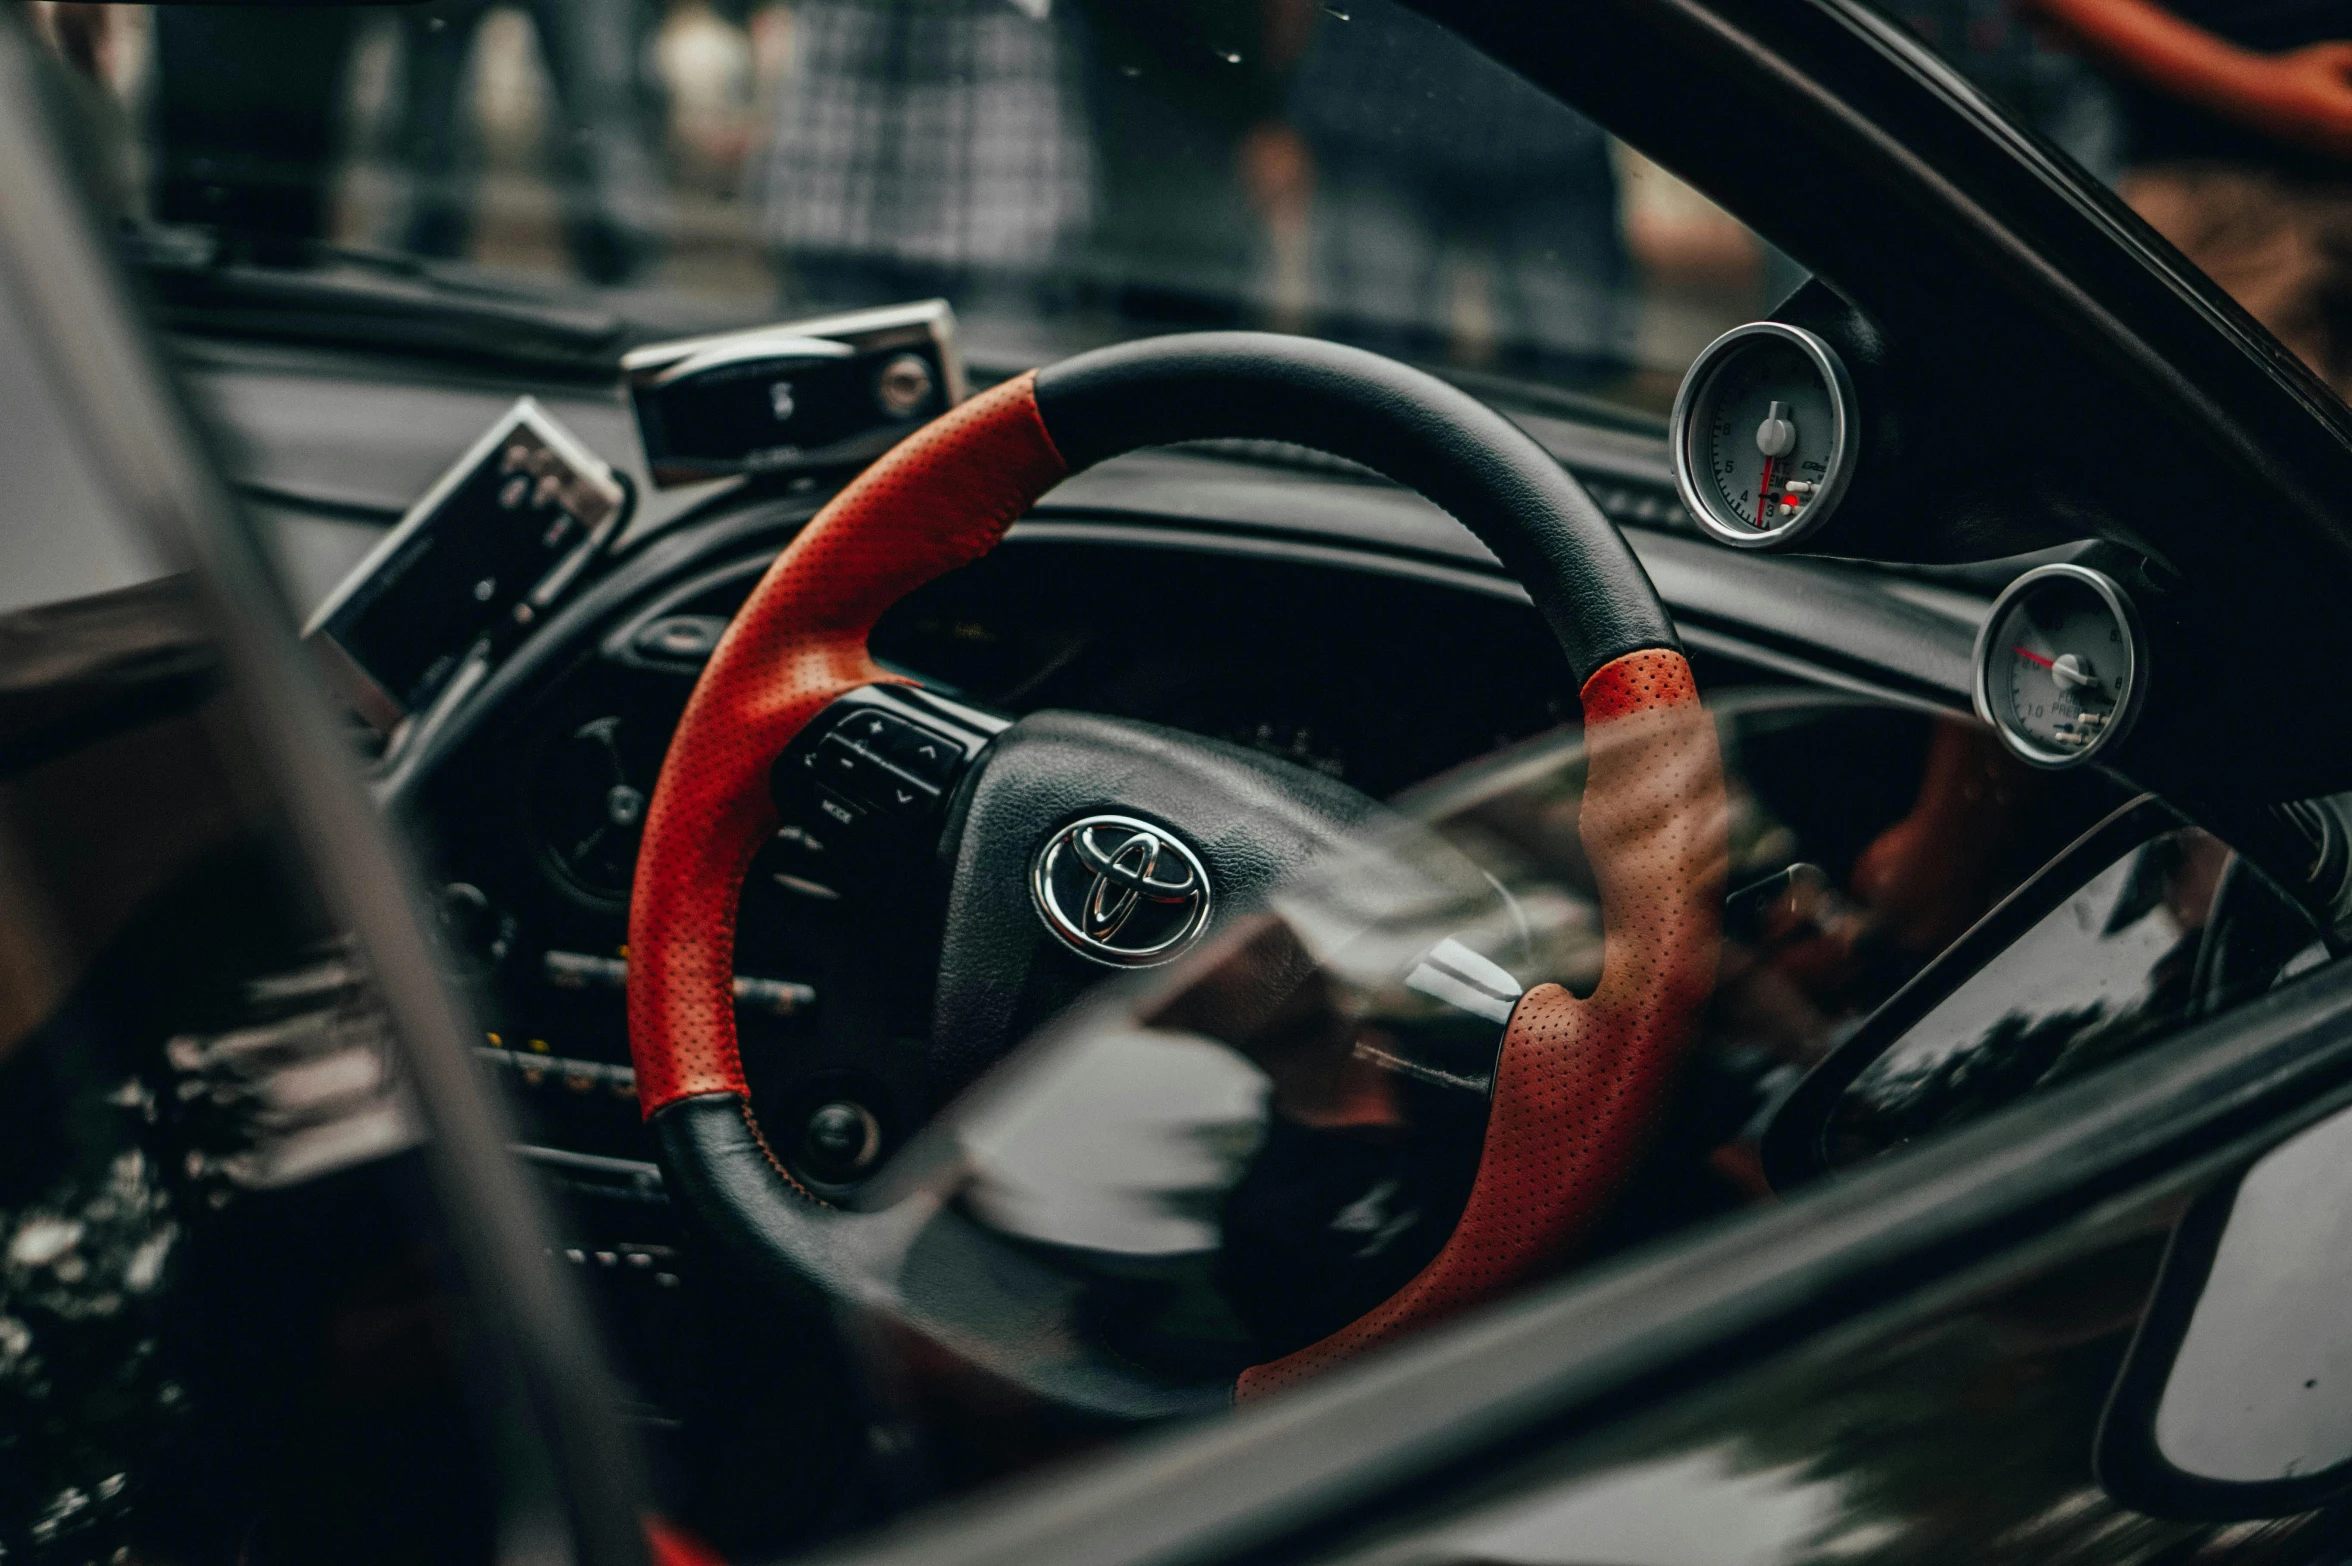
[957,1025,1269,1256]
[1862,846,2182,1087]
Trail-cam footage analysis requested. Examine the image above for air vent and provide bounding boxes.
[530,714,665,903]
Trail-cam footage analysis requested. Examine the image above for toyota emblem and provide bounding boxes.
[1030,815,1213,967]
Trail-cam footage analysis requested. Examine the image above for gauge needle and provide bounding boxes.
[2050,652,2100,694]
[2015,645,2102,695]
[1752,401,1797,529]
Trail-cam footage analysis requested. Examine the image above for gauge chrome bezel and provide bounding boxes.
[1670,321,1859,551]
[1972,563,2149,770]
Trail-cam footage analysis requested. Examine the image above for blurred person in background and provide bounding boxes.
[2022,0,2352,396]
[655,0,765,194]
[149,7,362,261]
[1880,0,2126,181]
[1075,0,1309,325]
[750,0,1093,315]
[54,0,1784,408]
[396,0,666,284]
[26,3,138,214]
[1270,0,1632,380]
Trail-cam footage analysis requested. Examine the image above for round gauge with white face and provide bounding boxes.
[1671,322,1858,549]
[1974,564,2147,768]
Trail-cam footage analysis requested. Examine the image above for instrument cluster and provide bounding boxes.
[1672,317,2154,772]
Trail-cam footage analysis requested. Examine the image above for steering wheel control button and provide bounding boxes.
[771,688,1008,856]
[810,728,944,817]
[1031,814,1214,967]
[843,709,961,785]
[800,1101,884,1180]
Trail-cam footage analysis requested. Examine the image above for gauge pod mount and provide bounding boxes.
[1671,321,1860,551]
[1973,562,2150,770]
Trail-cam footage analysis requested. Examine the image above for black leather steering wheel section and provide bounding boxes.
[649,1092,1233,1421]
[1033,333,1680,682]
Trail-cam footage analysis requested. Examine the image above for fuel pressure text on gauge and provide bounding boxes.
[1973,564,2147,769]
[1672,322,1859,550]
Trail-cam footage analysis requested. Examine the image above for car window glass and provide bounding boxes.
[1823,827,2325,1168]
[0,583,544,1564]
[0,134,562,1566]
[1879,0,2352,412]
[0,278,164,618]
[42,1,1787,424]
[786,696,2135,1447]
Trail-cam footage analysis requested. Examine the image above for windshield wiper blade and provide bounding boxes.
[124,222,628,377]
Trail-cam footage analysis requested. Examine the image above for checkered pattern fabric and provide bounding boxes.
[755,0,1094,270]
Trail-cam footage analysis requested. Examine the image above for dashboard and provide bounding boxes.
[186,319,2030,1452]
[397,490,1974,1140]
[175,288,2352,1520]
[197,329,2003,1107]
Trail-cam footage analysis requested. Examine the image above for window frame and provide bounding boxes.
[0,23,655,1566]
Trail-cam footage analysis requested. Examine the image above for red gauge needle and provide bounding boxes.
[1754,457,1776,530]
[2012,645,2056,669]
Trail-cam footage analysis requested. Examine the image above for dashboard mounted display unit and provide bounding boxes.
[623,298,966,488]
[304,397,628,740]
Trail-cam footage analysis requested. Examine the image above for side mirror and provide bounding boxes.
[2098,1101,2352,1518]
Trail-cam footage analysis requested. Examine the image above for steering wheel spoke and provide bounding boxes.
[733,684,1010,1189]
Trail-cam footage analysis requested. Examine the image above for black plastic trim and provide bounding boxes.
[1760,794,2182,1187]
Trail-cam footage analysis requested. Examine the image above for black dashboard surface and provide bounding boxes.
[192,336,1989,713]
[169,327,2025,1489]
[331,360,1988,1178]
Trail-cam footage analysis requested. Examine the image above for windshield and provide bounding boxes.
[36,0,1788,413]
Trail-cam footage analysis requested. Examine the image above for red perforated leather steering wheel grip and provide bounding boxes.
[626,331,1726,1397]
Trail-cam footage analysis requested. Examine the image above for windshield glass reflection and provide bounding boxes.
[848,695,2119,1402]
[38,0,1789,415]
[1825,828,2324,1168]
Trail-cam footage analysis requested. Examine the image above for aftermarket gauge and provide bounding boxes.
[1671,322,1858,549]
[1973,564,2147,769]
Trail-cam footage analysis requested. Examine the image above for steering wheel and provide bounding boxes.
[627,334,1726,1413]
